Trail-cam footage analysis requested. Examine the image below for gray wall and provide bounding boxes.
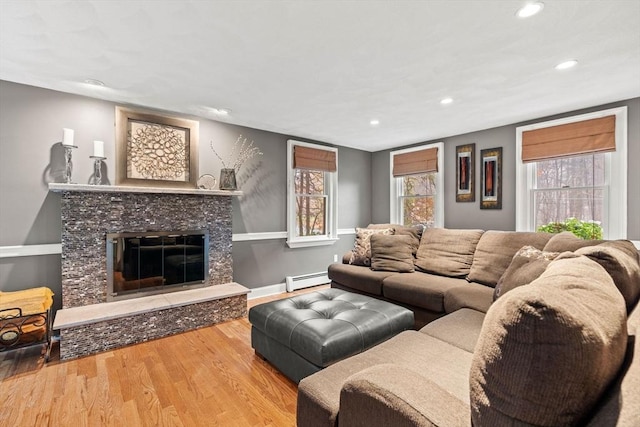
[0,81,372,309]
[372,98,640,240]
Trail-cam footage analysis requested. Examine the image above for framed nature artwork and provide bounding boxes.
[456,143,475,202]
[480,147,502,209]
[115,106,199,188]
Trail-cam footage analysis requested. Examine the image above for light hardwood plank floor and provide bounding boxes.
[0,285,329,427]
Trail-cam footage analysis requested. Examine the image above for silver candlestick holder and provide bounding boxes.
[64,145,78,184]
[90,156,106,185]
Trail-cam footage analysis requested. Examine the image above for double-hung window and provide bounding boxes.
[390,143,444,228]
[287,140,338,248]
[516,107,627,239]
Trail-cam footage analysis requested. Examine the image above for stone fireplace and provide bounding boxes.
[50,183,248,360]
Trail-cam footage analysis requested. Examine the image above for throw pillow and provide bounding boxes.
[470,255,628,426]
[467,231,552,287]
[573,240,640,311]
[543,231,604,252]
[493,246,559,300]
[367,223,423,257]
[369,234,415,273]
[349,227,394,266]
[414,228,484,277]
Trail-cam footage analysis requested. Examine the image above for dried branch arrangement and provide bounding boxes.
[210,135,262,171]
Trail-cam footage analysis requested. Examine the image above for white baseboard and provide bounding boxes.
[246,283,287,300]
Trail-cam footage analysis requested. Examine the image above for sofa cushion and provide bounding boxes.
[297,331,473,427]
[414,228,484,277]
[543,231,604,252]
[420,308,485,353]
[339,364,470,427]
[493,245,560,300]
[443,282,494,314]
[369,234,415,273]
[470,255,628,426]
[328,263,395,296]
[367,223,423,257]
[349,227,394,266]
[574,240,640,311]
[467,231,552,287]
[382,272,467,313]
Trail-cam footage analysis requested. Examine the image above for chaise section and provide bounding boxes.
[328,263,396,296]
[297,330,474,427]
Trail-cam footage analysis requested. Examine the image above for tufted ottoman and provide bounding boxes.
[249,288,414,383]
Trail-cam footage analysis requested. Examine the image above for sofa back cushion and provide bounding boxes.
[543,231,604,252]
[369,234,415,273]
[349,227,394,266]
[470,255,628,426]
[573,240,640,311]
[414,228,484,277]
[467,231,552,287]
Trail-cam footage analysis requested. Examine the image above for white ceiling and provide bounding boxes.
[1,1,639,152]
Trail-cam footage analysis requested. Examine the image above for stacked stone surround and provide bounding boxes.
[59,190,233,308]
[50,184,247,360]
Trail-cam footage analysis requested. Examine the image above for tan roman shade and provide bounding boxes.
[522,115,616,163]
[293,145,337,172]
[393,147,438,177]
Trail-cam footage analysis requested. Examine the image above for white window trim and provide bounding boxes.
[389,142,445,227]
[286,139,339,248]
[515,106,627,239]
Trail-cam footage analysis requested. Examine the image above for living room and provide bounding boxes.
[1,1,639,426]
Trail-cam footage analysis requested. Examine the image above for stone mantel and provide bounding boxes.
[49,182,243,197]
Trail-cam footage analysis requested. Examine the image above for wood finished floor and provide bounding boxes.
[0,285,329,427]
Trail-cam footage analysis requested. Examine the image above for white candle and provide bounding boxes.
[62,128,74,146]
[93,140,104,158]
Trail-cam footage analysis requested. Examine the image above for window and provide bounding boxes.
[516,107,627,239]
[390,143,444,228]
[287,140,338,248]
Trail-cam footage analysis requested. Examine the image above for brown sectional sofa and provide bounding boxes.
[297,227,640,426]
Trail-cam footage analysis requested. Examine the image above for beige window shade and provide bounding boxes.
[293,145,337,172]
[522,115,616,163]
[393,147,438,177]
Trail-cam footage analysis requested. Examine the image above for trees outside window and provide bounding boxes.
[294,169,326,236]
[533,153,605,234]
[400,173,437,227]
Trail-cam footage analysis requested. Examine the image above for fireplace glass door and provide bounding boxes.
[107,230,208,300]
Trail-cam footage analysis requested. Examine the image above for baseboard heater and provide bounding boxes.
[285,271,330,292]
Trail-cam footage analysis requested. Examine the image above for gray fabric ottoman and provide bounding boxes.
[249,288,414,383]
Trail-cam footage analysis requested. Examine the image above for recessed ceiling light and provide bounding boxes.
[440,97,453,105]
[516,2,544,18]
[370,119,380,126]
[555,59,578,70]
[84,78,105,87]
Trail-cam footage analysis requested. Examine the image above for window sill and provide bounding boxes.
[286,237,339,249]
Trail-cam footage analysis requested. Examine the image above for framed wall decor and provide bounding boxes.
[456,143,475,202]
[115,106,199,188]
[480,147,502,209]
